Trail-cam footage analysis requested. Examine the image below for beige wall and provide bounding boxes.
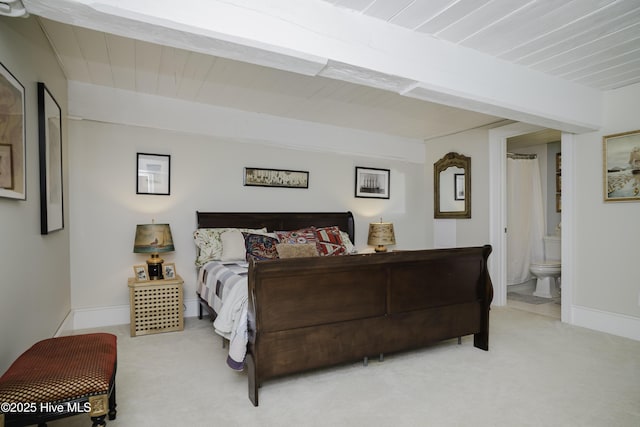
[573,83,640,318]
[425,128,492,248]
[67,110,429,324]
[0,16,70,372]
[427,91,640,335]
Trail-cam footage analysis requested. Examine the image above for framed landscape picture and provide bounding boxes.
[603,130,640,202]
[244,167,309,189]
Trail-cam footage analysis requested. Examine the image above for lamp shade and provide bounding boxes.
[367,221,396,252]
[133,223,175,253]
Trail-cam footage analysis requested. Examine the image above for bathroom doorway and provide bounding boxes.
[505,130,562,319]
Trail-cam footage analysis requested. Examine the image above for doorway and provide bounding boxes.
[505,131,561,318]
[488,123,573,323]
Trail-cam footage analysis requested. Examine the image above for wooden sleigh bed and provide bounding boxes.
[195,211,493,406]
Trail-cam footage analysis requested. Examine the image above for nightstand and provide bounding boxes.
[128,275,184,337]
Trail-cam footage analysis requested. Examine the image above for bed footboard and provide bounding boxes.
[246,245,492,406]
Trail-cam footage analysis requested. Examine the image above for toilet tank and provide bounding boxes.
[544,235,561,261]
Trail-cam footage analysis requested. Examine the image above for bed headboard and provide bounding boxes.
[196,211,355,243]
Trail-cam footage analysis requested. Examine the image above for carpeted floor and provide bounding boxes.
[51,307,640,427]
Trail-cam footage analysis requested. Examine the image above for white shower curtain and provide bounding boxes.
[507,156,546,286]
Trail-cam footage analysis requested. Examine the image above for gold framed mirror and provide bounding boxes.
[434,152,471,219]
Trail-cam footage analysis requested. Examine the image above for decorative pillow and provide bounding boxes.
[220,229,247,261]
[340,231,356,254]
[315,226,347,256]
[194,227,266,266]
[275,227,317,244]
[276,243,319,258]
[243,233,279,261]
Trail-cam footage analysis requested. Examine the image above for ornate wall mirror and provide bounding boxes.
[434,152,471,219]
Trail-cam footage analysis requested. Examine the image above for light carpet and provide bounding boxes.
[50,307,640,427]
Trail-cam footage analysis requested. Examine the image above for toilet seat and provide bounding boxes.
[530,260,560,270]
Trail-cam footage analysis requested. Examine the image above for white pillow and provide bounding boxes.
[220,229,247,261]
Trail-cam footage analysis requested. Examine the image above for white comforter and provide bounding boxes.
[198,261,249,370]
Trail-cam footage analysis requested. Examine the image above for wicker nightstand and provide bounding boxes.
[128,275,184,337]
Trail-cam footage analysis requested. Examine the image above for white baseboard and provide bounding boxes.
[55,311,75,337]
[61,300,639,342]
[572,305,640,341]
[63,298,201,331]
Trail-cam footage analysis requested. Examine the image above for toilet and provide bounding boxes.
[530,235,561,298]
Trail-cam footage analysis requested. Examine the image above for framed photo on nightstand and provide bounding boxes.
[163,263,177,279]
[133,264,149,282]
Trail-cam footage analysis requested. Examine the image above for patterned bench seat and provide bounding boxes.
[0,333,117,427]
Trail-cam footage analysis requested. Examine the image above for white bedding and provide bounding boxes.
[197,261,249,370]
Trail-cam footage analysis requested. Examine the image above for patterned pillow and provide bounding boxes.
[315,226,347,256]
[276,243,319,258]
[340,231,356,254]
[243,233,279,261]
[193,227,266,266]
[275,227,317,244]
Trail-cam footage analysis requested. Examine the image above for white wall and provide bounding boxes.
[426,128,492,248]
[466,89,640,339]
[573,83,640,320]
[0,16,70,372]
[68,95,428,328]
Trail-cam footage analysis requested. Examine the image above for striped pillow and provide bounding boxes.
[314,226,347,256]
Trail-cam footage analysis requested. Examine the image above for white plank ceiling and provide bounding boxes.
[22,1,640,140]
[325,0,640,91]
[37,16,507,140]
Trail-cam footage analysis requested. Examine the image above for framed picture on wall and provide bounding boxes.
[137,153,171,195]
[38,82,64,234]
[0,62,26,200]
[355,167,390,199]
[603,130,640,202]
[243,167,309,189]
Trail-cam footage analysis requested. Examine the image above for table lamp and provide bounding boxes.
[133,222,175,280]
[367,219,396,252]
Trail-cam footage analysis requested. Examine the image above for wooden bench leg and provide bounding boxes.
[108,379,117,421]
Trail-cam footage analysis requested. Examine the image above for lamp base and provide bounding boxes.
[146,254,164,280]
[374,245,388,252]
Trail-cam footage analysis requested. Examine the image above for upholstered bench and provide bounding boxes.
[0,333,117,427]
